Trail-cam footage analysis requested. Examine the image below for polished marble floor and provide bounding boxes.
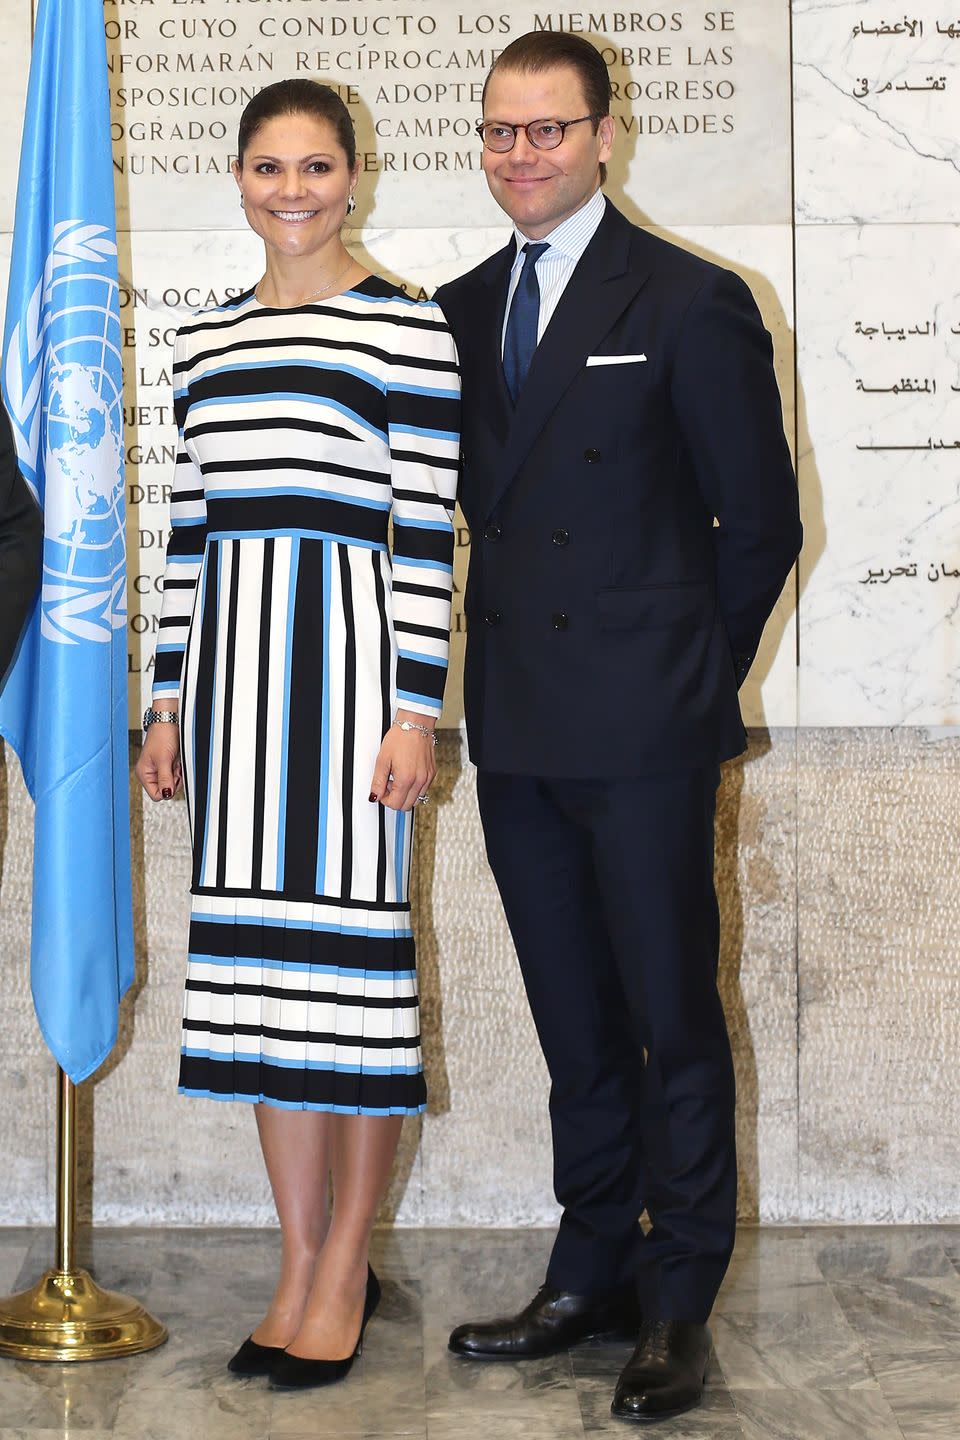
[0,1226,958,1439]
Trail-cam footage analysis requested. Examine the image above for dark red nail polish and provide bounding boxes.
[369,793,378,803]
[162,788,173,800]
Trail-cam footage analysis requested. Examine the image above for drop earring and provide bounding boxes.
[239,195,245,209]
[347,193,357,216]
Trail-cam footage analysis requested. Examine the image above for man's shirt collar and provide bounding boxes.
[511,187,606,265]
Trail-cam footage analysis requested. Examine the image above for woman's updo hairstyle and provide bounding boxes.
[237,79,357,169]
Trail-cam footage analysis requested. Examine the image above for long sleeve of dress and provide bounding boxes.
[153,328,208,701]
[386,301,461,718]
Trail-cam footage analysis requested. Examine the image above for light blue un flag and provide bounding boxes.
[1,0,134,1082]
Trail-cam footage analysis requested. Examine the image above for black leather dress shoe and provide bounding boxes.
[449,1284,641,1361]
[611,1320,712,1423]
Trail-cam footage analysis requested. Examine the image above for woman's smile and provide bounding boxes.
[270,209,319,224]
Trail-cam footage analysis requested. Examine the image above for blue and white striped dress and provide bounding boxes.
[153,277,460,1114]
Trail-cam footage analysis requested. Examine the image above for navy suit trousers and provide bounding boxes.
[476,766,737,1322]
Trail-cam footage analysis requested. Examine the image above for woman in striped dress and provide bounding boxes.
[135,80,460,1387]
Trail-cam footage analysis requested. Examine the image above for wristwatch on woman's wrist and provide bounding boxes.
[143,707,179,733]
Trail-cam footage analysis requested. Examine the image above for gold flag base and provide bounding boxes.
[0,1071,168,1362]
[0,1267,168,1362]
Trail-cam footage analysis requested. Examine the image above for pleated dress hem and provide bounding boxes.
[177,1085,427,1118]
[177,892,426,1116]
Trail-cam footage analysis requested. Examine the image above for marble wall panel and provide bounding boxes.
[797,728,960,1222]
[796,224,960,726]
[1,726,800,1226]
[0,2,30,234]
[793,2,960,225]
[4,723,960,1225]
[107,1,791,233]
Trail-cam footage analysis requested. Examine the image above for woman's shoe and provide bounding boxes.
[270,1266,382,1391]
[227,1335,287,1376]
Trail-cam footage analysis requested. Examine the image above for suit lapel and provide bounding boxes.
[490,202,651,517]
[472,239,514,445]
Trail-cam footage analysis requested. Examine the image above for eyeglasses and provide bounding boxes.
[475,115,602,153]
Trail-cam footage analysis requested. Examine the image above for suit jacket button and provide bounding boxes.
[485,609,502,626]
[552,612,569,631]
[584,448,601,464]
[552,528,569,546]
[483,524,502,542]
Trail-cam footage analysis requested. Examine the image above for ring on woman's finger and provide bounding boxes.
[415,793,430,805]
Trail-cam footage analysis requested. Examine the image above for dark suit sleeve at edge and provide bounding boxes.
[432,283,456,334]
[669,268,802,678]
[0,400,42,681]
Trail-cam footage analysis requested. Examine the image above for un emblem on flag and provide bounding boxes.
[5,219,126,646]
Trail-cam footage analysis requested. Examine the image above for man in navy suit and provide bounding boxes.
[435,31,802,1424]
[0,398,41,685]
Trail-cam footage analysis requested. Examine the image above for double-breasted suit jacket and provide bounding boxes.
[435,200,802,778]
[0,397,41,682]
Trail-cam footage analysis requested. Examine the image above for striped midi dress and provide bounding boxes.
[152,277,460,1114]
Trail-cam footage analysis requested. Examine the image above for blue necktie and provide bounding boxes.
[503,242,549,403]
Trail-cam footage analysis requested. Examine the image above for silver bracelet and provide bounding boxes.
[393,718,438,746]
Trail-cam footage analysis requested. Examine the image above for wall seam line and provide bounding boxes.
[787,0,804,1223]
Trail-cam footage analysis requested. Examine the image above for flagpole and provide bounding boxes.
[0,1069,167,1361]
[55,1068,77,1275]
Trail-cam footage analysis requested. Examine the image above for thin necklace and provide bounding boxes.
[256,257,356,308]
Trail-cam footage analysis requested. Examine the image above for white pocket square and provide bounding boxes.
[585,353,648,367]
